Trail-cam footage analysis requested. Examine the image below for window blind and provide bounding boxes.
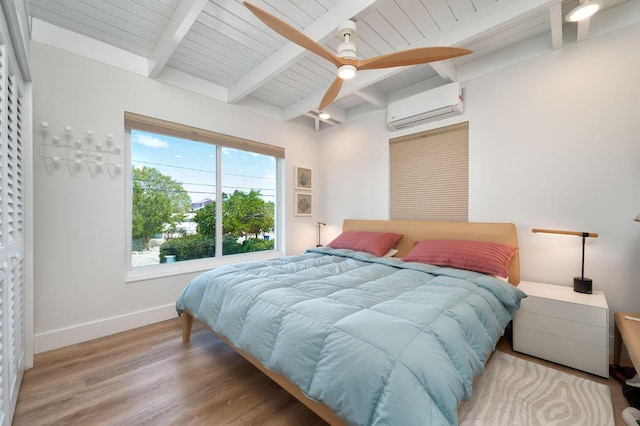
[124,112,284,158]
[389,122,468,221]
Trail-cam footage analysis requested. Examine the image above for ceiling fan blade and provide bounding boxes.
[244,2,343,68]
[319,77,344,111]
[357,47,472,70]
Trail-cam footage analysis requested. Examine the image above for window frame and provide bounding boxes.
[124,113,284,283]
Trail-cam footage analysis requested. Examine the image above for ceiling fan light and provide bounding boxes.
[565,2,600,22]
[338,64,356,80]
[318,112,331,120]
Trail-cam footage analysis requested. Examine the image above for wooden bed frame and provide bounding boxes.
[181,219,520,425]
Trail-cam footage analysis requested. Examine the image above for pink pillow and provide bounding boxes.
[404,239,518,278]
[327,231,403,257]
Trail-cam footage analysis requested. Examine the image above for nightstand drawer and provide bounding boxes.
[513,326,608,377]
[514,310,607,347]
[514,281,609,378]
[519,295,607,328]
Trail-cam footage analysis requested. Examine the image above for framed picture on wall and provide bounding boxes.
[295,166,312,190]
[295,192,312,216]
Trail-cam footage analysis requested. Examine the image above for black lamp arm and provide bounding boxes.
[581,234,586,280]
[316,222,326,247]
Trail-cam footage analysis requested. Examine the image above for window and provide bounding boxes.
[389,122,468,221]
[125,113,283,271]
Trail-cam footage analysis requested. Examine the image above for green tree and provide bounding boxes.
[193,201,216,236]
[193,190,274,239]
[132,166,191,250]
[223,190,274,238]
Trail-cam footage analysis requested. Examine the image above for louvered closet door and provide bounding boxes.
[0,44,25,426]
[0,45,6,426]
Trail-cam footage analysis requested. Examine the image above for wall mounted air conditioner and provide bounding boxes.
[387,82,464,131]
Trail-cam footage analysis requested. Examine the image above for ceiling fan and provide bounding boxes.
[244,1,473,112]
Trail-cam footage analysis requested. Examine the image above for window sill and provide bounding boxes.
[125,250,285,283]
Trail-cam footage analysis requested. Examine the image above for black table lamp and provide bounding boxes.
[317,222,326,247]
[532,228,598,294]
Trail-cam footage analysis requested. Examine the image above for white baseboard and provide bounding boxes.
[34,304,178,354]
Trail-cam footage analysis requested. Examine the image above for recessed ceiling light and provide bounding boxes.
[565,1,600,22]
[318,112,331,120]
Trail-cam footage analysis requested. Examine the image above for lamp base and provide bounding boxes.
[573,277,592,294]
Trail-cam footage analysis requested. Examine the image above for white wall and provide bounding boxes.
[31,42,321,352]
[32,16,640,352]
[319,23,640,322]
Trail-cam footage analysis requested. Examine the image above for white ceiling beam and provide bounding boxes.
[283,0,560,121]
[283,68,390,121]
[430,60,457,82]
[156,66,227,103]
[31,18,148,76]
[577,18,591,42]
[354,86,387,108]
[321,104,347,123]
[304,112,339,131]
[228,0,378,104]
[148,0,208,78]
[549,2,563,49]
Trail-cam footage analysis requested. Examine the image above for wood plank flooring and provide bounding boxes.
[14,318,631,425]
[15,319,327,425]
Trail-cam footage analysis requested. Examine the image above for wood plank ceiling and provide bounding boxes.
[28,0,630,129]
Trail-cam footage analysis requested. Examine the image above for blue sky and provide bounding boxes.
[131,130,276,204]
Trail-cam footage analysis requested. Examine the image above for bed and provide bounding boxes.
[176,219,525,425]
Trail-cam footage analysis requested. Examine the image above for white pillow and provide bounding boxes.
[382,248,399,258]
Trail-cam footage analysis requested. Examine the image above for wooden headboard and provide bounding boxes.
[342,219,520,285]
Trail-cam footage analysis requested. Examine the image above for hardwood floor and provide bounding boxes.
[15,318,631,425]
[15,319,327,425]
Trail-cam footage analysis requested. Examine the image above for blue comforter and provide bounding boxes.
[176,247,526,425]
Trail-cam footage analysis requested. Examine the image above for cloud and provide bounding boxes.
[221,147,260,157]
[133,133,169,149]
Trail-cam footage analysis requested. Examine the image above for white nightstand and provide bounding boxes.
[513,281,609,377]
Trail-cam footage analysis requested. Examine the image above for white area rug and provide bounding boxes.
[458,351,614,426]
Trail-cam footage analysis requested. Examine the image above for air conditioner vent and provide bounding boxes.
[387,82,463,131]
